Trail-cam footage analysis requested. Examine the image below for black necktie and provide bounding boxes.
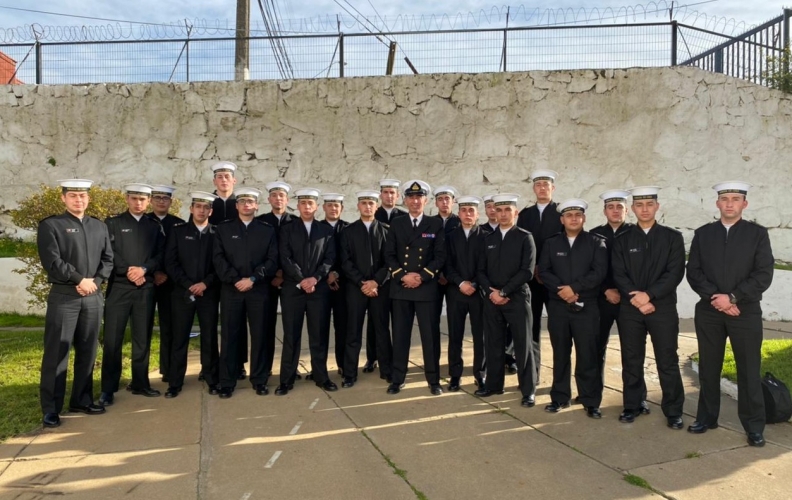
[413,218,418,229]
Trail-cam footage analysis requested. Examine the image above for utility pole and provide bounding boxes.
[235,0,250,81]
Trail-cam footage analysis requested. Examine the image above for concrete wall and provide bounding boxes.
[1,67,792,259]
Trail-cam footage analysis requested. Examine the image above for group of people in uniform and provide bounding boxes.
[37,163,774,448]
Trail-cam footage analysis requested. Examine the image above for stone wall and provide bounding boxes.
[1,67,792,259]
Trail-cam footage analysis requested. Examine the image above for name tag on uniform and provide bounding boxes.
[421,233,435,239]
[556,252,567,257]
[184,236,195,240]
[487,244,497,250]
[629,247,641,253]
[231,235,240,239]
[121,229,132,233]
[66,228,79,233]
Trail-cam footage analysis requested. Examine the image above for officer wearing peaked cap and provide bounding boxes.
[38,179,114,428]
[385,180,447,396]
[686,181,774,447]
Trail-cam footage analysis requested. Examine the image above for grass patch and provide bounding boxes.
[623,474,652,490]
[685,451,702,459]
[721,339,792,387]
[775,262,792,271]
[361,429,428,500]
[0,313,46,328]
[0,238,36,258]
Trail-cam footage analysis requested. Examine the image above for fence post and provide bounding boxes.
[714,49,723,73]
[784,9,791,78]
[35,40,42,84]
[671,21,678,66]
[339,33,344,78]
[502,28,508,72]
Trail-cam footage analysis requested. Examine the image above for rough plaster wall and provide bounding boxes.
[1,66,792,259]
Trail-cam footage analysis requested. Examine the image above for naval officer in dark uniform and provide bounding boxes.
[276,188,338,395]
[213,187,279,398]
[38,179,114,428]
[164,191,221,398]
[100,183,165,405]
[538,199,607,418]
[686,181,774,447]
[475,194,538,407]
[320,193,350,377]
[208,161,239,225]
[517,170,563,383]
[147,184,185,384]
[385,180,446,395]
[340,190,392,387]
[612,186,686,430]
[432,185,460,340]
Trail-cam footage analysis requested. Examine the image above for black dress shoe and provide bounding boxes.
[619,409,638,423]
[98,392,114,406]
[164,387,182,399]
[342,377,356,388]
[747,432,766,447]
[586,407,602,419]
[544,401,571,413]
[198,371,205,382]
[255,384,269,396]
[207,384,220,395]
[474,388,504,397]
[318,380,338,392]
[639,400,651,415]
[386,383,404,394]
[521,396,536,408]
[430,384,443,396]
[688,421,718,434]
[447,377,461,392]
[506,363,518,375]
[363,361,377,373]
[218,387,234,399]
[667,416,683,430]
[274,383,292,396]
[131,387,162,397]
[68,403,107,415]
[43,413,61,428]
[237,369,247,380]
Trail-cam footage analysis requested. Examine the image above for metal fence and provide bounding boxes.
[0,11,789,86]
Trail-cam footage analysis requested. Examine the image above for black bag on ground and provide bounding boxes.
[761,372,792,424]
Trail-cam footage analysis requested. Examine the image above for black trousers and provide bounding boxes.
[433,282,452,333]
[279,285,332,385]
[102,285,155,393]
[219,285,269,389]
[169,287,220,388]
[391,299,441,386]
[547,300,601,407]
[694,303,765,434]
[618,304,685,417]
[153,280,175,376]
[40,291,103,414]
[597,298,618,391]
[329,283,348,372]
[528,279,547,381]
[483,292,536,397]
[344,286,392,380]
[447,287,485,379]
[365,318,378,364]
[264,283,282,375]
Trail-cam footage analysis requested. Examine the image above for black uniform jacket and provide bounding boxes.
[147,212,185,237]
[517,202,563,263]
[479,222,499,234]
[165,222,218,291]
[538,231,608,302]
[476,226,536,297]
[105,211,165,288]
[256,211,296,233]
[213,218,278,287]
[279,219,335,284]
[444,225,484,288]
[209,192,238,225]
[375,206,407,225]
[321,219,349,277]
[385,213,446,302]
[340,219,390,287]
[686,219,774,312]
[37,212,114,295]
[435,213,461,235]
[590,222,634,292]
[612,222,685,307]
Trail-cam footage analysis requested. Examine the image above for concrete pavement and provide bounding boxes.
[1,317,791,499]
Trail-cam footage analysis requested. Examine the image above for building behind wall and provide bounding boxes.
[0,51,23,84]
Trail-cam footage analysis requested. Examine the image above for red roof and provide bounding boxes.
[0,51,23,85]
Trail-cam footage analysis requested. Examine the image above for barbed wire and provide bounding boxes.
[0,2,761,44]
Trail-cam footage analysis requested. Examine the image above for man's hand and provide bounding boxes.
[401,273,421,289]
[604,288,620,305]
[299,277,318,294]
[710,294,733,312]
[557,285,576,303]
[154,271,168,286]
[638,302,655,315]
[489,287,510,305]
[629,291,651,308]
[189,282,208,296]
[235,278,254,292]
[271,269,284,288]
[460,281,476,296]
[438,275,448,286]
[327,271,340,291]
[361,280,378,296]
[127,266,145,282]
[77,278,97,295]
[723,304,741,317]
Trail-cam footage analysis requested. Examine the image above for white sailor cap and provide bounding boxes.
[295,188,321,200]
[356,190,381,202]
[531,169,558,183]
[629,186,660,200]
[403,179,431,197]
[211,161,237,174]
[492,193,520,206]
[713,181,751,196]
[266,181,292,194]
[483,194,496,204]
[457,196,482,207]
[189,191,217,204]
[150,185,176,197]
[599,189,631,204]
[124,183,153,196]
[58,179,93,191]
[557,199,588,213]
[379,179,401,189]
[433,185,457,198]
[235,187,262,201]
[322,193,345,203]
